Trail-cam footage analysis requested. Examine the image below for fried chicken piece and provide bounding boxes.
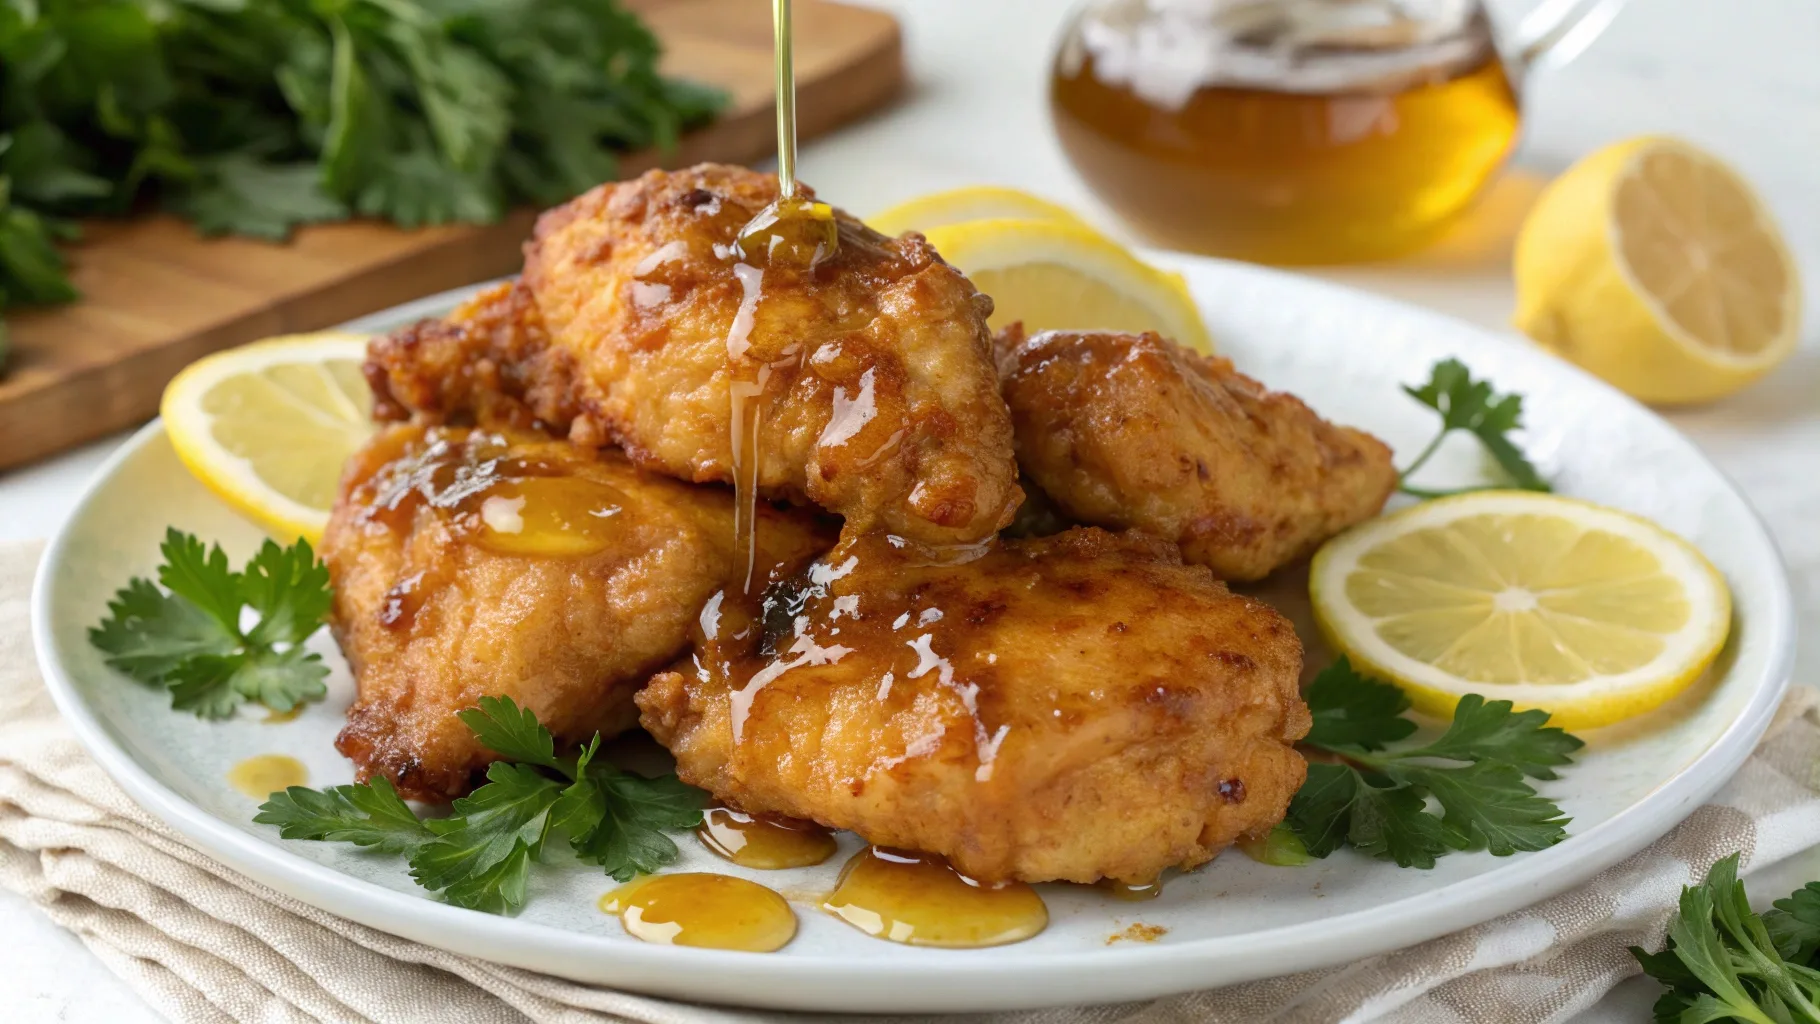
[995,327,1397,580]
[637,527,1308,884]
[323,423,832,800]
[366,164,1022,545]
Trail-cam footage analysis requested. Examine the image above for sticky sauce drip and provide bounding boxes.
[471,476,624,557]
[227,754,307,799]
[820,847,1048,947]
[600,873,797,952]
[360,431,628,562]
[737,195,838,269]
[1098,878,1164,901]
[697,808,838,869]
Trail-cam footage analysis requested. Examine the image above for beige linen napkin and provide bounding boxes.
[5,538,1819,1024]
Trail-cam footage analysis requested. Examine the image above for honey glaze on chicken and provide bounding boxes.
[637,526,1310,889]
[352,428,633,566]
[322,424,832,801]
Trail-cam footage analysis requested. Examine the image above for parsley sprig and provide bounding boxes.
[1398,359,1552,498]
[89,528,331,719]
[256,697,706,914]
[1284,659,1584,869]
[1633,853,1820,1023]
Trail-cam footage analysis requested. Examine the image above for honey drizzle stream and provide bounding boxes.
[728,359,768,594]
[726,0,806,594]
[772,0,798,200]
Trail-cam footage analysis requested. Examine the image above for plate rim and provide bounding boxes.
[30,256,1798,1013]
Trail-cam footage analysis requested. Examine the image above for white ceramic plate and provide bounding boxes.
[32,255,1796,1013]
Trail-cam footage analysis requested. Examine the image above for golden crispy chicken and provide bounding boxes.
[365,164,1022,544]
[323,423,832,801]
[995,327,1398,580]
[637,527,1309,885]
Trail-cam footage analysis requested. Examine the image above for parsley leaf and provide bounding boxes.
[259,698,708,913]
[0,164,80,314]
[1342,772,1466,869]
[411,762,563,912]
[1303,656,1416,750]
[154,530,245,629]
[458,695,562,771]
[1284,659,1582,868]
[1767,883,1820,964]
[242,537,335,647]
[170,155,347,241]
[1399,358,1551,498]
[1390,761,1570,856]
[1396,693,1583,781]
[569,763,707,882]
[255,777,434,855]
[88,528,332,719]
[89,576,240,681]
[1632,854,1820,1023]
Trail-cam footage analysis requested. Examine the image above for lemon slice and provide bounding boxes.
[869,185,1093,237]
[1310,491,1731,729]
[161,332,375,543]
[1514,136,1801,405]
[921,218,1214,352]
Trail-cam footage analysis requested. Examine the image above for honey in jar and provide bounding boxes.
[1051,0,1521,264]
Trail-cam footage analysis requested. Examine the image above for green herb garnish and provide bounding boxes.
[0,0,727,331]
[1283,658,1583,869]
[89,528,332,719]
[1633,853,1820,1022]
[1398,358,1552,498]
[256,696,706,913]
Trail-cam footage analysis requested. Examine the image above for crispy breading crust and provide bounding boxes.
[996,326,1397,580]
[638,527,1309,884]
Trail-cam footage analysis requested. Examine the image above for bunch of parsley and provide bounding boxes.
[89,529,333,718]
[257,696,705,913]
[1634,853,1820,1023]
[0,0,723,325]
[1283,659,1584,869]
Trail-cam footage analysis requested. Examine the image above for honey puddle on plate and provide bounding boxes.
[697,808,839,869]
[820,847,1048,947]
[227,754,307,799]
[601,873,797,952]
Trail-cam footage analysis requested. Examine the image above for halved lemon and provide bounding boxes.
[1514,136,1801,405]
[920,218,1214,352]
[1310,491,1731,729]
[868,185,1093,237]
[161,332,375,543]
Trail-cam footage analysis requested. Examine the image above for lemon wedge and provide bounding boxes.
[161,332,375,543]
[920,217,1214,351]
[1514,136,1801,405]
[1310,491,1731,729]
[869,185,1093,237]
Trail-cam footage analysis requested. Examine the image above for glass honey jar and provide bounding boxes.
[1051,0,1621,264]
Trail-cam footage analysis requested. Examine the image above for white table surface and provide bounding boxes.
[4,0,1815,1020]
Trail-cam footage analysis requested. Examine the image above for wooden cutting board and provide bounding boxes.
[0,0,902,472]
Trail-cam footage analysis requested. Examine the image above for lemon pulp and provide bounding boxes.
[1311,492,1731,729]
[162,332,374,542]
[1513,136,1800,405]
[920,217,1213,352]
